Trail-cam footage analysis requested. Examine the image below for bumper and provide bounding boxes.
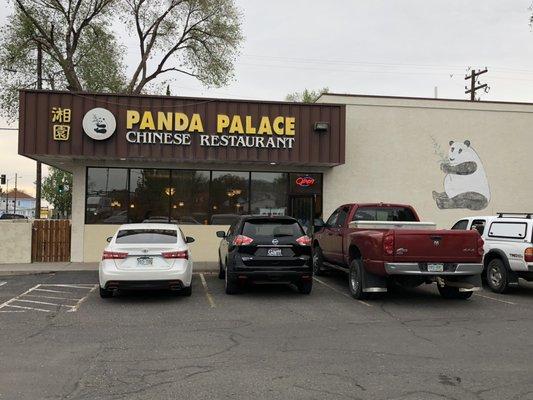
[384,262,483,276]
[230,267,312,282]
[99,261,193,289]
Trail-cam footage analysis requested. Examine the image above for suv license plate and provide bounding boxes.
[427,263,444,272]
[267,248,283,257]
[138,257,153,266]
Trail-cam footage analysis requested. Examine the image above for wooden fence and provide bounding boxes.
[31,220,71,262]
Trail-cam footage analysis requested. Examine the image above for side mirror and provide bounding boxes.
[186,236,195,244]
[216,230,226,238]
[314,218,326,229]
[106,236,113,243]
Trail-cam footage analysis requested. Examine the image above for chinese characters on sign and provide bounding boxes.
[51,107,71,141]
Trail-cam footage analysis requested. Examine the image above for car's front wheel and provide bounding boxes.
[99,287,113,298]
[486,258,509,293]
[437,285,473,300]
[348,259,368,300]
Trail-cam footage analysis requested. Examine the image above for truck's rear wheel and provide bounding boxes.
[486,258,509,293]
[312,246,325,276]
[437,285,473,300]
[348,259,368,300]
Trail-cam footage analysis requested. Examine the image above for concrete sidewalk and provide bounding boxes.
[0,261,218,276]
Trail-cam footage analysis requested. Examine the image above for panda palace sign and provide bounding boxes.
[18,90,346,167]
[125,111,296,149]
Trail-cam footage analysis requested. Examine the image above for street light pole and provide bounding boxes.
[35,42,43,219]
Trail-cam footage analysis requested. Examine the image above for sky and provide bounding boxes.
[2,0,533,195]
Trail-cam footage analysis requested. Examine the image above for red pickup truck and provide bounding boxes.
[313,203,484,300]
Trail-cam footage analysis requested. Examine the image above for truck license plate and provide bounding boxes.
[427,263,444,272]
[138,257,153,266]
[267,248,283,257]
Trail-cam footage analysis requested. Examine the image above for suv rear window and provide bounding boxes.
[352,207,417,222]
[116,229,178,244]
[242,220,304,238]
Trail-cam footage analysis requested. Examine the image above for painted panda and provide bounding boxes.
[432,140,490,210]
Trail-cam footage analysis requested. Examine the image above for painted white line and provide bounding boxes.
[313,277,372,307]
[4,304,51,312]
[199,273,216,308]
[474,293,517,305]
[0,284,42,311]
[24,294,82,302]
[0,281,7,287]
[14,298,74,308]
[40,284,95,290]
[32,288,73,294]
[0,310,25,313]
[67,285,98,312]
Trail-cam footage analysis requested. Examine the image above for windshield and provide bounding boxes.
[115,229,178,244]
[352,207,417,222]
[242,220,304,238]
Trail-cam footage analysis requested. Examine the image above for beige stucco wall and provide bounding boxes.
[70,165,86,262]
[318,94,533,228]
[0,220,32,263]
[83,224,229,263]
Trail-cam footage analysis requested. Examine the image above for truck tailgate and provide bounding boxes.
[392,229,482,263]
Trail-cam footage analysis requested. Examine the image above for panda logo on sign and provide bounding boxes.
[82,108,116,141]
[432,140,490,211]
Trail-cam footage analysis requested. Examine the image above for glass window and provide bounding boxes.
[170,170,210,225]
[471,219,486,235]
[488,222,527,239]
[242,219,304,239]
[335,207,350,228]
[86,168,128,224]
[251,172,288,216]
[211,171,249,224]
[116,229,177,244]
[289,173,322,195]
[129,169,172,223]
[326,210,339,226]
[451,220,469,230]
[352,207,417,222]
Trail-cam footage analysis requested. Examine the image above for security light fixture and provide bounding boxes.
[314,122,329,133]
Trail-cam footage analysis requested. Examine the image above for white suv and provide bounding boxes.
[452,213,533,293]
[99,224,194,298]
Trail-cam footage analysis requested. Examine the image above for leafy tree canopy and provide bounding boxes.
[42,167,72,217]
[285,87,329,103]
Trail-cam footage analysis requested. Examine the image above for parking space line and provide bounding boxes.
[474,293,517,305]
[32,288,73,294]
[199,273,216,308]
[15,298,73,308]
[40,284,95,290]
[0,281,7,287]
[24,294,82,301]
[67,285,98,312]
[313,277,373,307]
[0,284,42,312]
[4,304,52,312]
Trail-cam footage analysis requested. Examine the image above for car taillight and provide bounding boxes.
[102,251,128,260]
[383,233,394,256]
[477,237,485,256]
[233,235,254,246]
[296,235,311,246]
[162,250,189,260]
[525,248,533,263]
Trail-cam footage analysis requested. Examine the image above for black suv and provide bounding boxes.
[216,216,313,294]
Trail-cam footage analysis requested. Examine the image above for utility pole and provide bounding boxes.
[35,42,43,219]
[465,68,490,101]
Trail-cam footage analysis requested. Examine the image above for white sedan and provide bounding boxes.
[99,224,194,298]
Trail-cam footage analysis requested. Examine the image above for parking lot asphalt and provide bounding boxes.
[1,271,533,400]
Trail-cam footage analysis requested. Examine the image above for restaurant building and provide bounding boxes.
[18,90,533,263]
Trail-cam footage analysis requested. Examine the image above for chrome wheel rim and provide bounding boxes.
[488,266,502,287]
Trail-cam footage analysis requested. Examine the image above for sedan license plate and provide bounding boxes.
[267,248,283,257]
[427,263,444,272]
[137,257,153,266]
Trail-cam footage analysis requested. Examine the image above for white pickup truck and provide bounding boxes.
[451,213,533,293]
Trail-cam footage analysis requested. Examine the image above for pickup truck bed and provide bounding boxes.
[313,203,484,300]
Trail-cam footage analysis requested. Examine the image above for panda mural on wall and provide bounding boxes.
[432,140,490,210]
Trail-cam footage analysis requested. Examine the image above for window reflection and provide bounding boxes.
[86,168,128,224]
[129,169,171,223]
[210,171,249,225]
[251,172,287,216]
[170,170,210,225]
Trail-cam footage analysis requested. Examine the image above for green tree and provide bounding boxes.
[0,0,244,120]
[42,167,72,218]
[285,87,329,103]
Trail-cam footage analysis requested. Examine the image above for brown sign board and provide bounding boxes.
[19,90,345,167]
